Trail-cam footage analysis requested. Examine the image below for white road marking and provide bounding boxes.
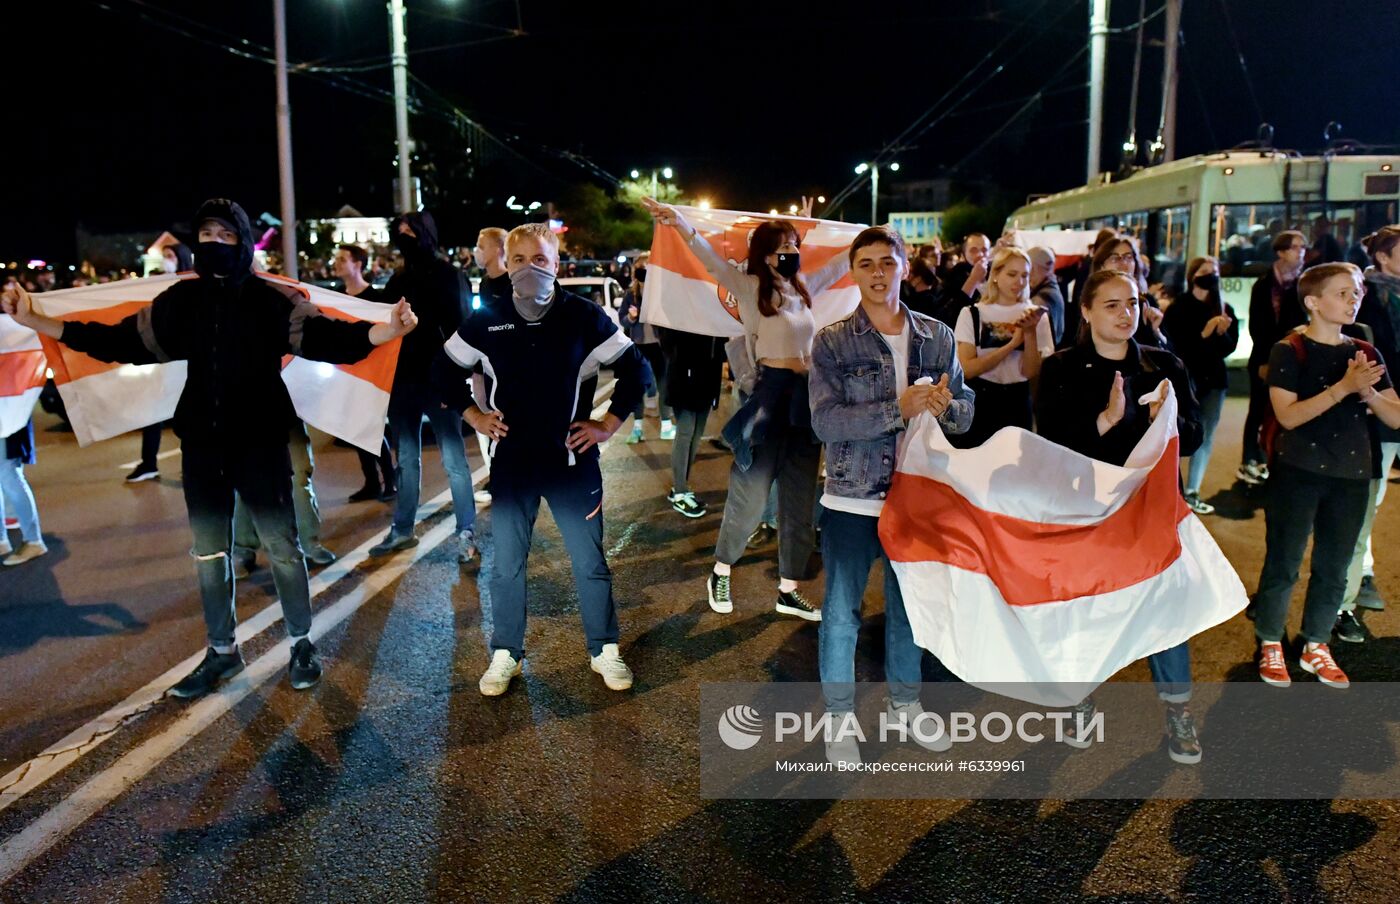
[0,515,460,883]
[116,448,181,470]
[0,379,617,820]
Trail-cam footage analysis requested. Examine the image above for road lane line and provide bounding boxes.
[0,379,617,814]
[115,448,183,470]
[0,515,459,883]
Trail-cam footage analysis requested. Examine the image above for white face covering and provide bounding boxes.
[162,258,179,274]
[510,263,557,321]
[472,247,489,268]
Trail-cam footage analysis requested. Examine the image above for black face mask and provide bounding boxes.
[1193,273,1220,291]
[635,268,647,283]
[196,241,240,278]
[775,253,801,279]
[392,231,422,258]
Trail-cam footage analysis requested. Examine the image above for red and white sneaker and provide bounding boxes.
[1299,643,1350,689]
[1258,642,1291,688]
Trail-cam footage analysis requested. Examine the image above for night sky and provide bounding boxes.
[9,0,1400,261]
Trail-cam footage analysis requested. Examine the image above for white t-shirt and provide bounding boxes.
[821,320,912,519]
[954,301,1055,385]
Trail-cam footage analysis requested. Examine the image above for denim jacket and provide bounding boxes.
[810,304,974,501]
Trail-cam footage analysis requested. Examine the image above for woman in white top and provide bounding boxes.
[643,198,849,621]
[951,245,1054,448]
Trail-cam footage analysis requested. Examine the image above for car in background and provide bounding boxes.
[559,276,627,326]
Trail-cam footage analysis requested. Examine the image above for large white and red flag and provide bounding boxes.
[879,382,1247,705]
[640,206,864,337]
[0,315,46,438]
[31,273,401,453]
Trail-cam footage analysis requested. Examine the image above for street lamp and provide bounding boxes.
[855,161,897,224]
[698,199,712,210]
[633,166,675,197]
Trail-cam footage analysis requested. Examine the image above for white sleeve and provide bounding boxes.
[1036,314,1055,357]
[443,332,482,369]
[954,307,974,348]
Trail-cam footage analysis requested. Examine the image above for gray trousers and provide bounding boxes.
[671,408,709,492]
[713,414,820,579]
[233,424,321,555]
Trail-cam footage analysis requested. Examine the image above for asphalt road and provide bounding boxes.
[1,391,1399,903]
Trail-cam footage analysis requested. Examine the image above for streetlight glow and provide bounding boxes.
[889,162,901,171]
[698,199,712,210]
[630,169,640,179]
[817,195,826,203]
[662,167,674,179]
[768,208,779,215]
[854,163,869,175]
[788,204,798,214]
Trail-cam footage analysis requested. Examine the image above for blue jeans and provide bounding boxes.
[1146,642,1192,702]
[1184,387,1226,495]
[818,509,924,713]
[487,457,619,659]
[388,392,476,536]
[0,457,41,543]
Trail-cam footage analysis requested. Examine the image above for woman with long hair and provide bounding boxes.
[1089,233,1171,351]
[643,198,848,621]
[950,245,1053,448]
[1162,255,1239,515]
[1036,269,1204,763]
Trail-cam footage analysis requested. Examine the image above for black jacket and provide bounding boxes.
[1248,269,1306,370]
[1161,292,1240,394]
[657,326,728,412]
[383,211,467,394]
[477,271,511,313]
[59,199,375,450]
[4,420,35,465]
[1036,340,1203,467]
[1031,276,1066,346]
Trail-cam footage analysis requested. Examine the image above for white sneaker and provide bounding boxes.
[887,700,952,752]
[478,649,521,696]
[590,643,634,691]
[824,712,863,767]
[3,541,48,566]
[474,489,492,506]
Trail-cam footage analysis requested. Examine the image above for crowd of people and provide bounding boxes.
[4,195,1400,769]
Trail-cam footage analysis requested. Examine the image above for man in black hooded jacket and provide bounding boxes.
[369,210,480,564]
[2,199,419,698]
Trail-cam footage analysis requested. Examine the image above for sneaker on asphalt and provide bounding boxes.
[625,427,643,445]
[1062,697,1098,749]
[479,649,521,696]
[590,643,634,691]
[776,588,821,621]
[1257,641,1291,687]
[348,483,381,503]
[1300,643,1349,688]
[304,545,337,568]
[669,489,707,519]
[1184,493,1215,516]
[169,647,245,699]
[458,529,479,567]
[1235,464,1264,487]
[125,462,159,483]
[1164,702,1202,764]
[369,531,419,557]
[824,712,863,768]
[288,638,322,690]
[1255,464,1270,481]
[1354,574,1387,611]
[887,699,952,752]
[1334,610,1366,644]
[2,541,49,567]
[746,522,776,549]
[659,421,676,441]
[474,489,492,506]
[707,572,733,614]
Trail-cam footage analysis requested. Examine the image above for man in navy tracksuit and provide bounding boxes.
[435,223,646,696]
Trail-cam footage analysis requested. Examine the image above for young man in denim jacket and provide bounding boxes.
[809,225,975,767]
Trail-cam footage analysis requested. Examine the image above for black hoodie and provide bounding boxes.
[59,199,377,450]
[383,210,467,395]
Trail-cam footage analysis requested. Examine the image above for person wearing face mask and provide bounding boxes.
[950,246,1052,449]
[369,210,479,566]
[622,252,675,445]
[124,241,195,484]
[1,198,419,697]
[644,197,851,622]
[433,223,646,696]
[1162,256,1239,516]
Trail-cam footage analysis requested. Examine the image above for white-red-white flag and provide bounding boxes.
[0,315,45,439]
[879,382,1248,705]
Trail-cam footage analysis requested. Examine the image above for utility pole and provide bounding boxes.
[390,0,414,213]
[1087,0,1110,182]
[1159,0,1182,162]
[870,163,880,225]
[273,0,298,279]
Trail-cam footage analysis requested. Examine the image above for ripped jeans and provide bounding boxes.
[182,442,310,648]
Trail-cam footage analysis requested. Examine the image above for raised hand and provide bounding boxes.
[0,285,33,324]
[642,197,694,237]
[1340,351,1386,398]
[1100,370,1127,433]
[799,196,814,218]
[926,372,953,418]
